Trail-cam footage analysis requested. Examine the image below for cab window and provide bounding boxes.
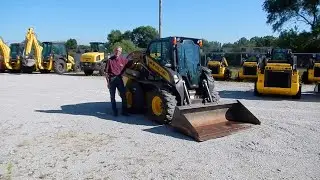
[148,41,171,66]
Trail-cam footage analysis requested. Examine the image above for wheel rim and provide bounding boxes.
[126,91,132,108]
[58,63,64,72]
[152,96,163,116]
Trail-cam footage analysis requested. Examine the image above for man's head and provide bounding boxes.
[114,46,122,57]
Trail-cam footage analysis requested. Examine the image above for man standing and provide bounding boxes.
[105,46,129,116]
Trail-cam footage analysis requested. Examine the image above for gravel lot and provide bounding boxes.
[1,73,320,180]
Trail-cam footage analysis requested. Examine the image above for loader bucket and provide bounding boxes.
[170,100,260,142]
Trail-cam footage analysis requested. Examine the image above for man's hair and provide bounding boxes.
[114,46,122,52]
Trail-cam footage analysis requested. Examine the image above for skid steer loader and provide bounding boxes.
[254,48,301,98]
[237,53,259,81]
[301,54,320,84]
[123,36,260,142]
[40,41,81,74]
[207,52,232,81]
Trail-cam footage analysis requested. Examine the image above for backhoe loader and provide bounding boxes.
[40,41,81,74]
[301,54,320,84]
[237,53,259,81]
[21,28,43,73]
[80,42,106,76]
[8,43,24,73]
[207,52,232,80]
[0,38,24,73]
[123,36,260,142]
[254,48,301,98]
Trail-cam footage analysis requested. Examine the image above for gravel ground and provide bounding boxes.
[0,73,320,180]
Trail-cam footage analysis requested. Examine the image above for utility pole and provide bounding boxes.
[159,0,162,38]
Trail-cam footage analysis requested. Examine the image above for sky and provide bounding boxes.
[0,0,307,45]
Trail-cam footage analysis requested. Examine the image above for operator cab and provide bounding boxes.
[145,36,203,89]
[267,49,293,64]
[89,42,105,53]
[42,42,68,60]
[9,43,23,60]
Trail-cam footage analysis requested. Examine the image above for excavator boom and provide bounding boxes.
[22,28,43,71]
[0,37,12,70]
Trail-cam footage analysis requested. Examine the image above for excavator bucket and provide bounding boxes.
[171,100,260,142]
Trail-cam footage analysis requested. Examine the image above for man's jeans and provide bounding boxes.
[109,76,127,115]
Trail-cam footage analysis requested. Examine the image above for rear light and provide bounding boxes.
[198,40,203,47]
[172,37,177,45]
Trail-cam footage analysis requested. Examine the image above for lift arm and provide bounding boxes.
[23,28,43,69]
[0,37,12,70]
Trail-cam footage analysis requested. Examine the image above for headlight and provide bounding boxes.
[173,74,179,83]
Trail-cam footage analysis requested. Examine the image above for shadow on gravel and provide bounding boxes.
[35,101,194,141]
[35,101,155,126]
[219,90,320,102]
[143,126,194,142]
[61,73,103,77]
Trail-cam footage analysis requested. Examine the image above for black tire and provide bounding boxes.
[39,69,50,73]
[73,62,81,72]
[205,73,220,102]
[54,59,66,75]
[9,69,21,73]
[146,89,177,124]
[301,71,309,84]
[125,80,145,114]
[224,69,231,81]
[292,85,302,99]
[98,62,106,76]
[254,82,261,96]
[84,69,94,76]
[22,66,34,74]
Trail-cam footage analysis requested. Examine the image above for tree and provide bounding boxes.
[131,26,159,48]
[202,40,222,53]
[122,30,132,40]
[65,38,77,50]
[108,40,140,54]
[263,0,320,35]
[107,30,123,46]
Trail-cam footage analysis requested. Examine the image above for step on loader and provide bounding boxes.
[123,36,261,142]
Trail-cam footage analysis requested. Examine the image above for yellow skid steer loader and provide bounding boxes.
[123,37,260,142]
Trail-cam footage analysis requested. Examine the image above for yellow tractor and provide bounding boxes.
[40,41,81,74]
[123,36,260,142]
[80,42,106,76]
[254,48,301,98]
[207,52,232,80]
[301,54,320,84]
[237,53,259,81]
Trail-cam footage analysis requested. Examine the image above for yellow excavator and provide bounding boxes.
[237,53,259,81]
[40,41,81,74]
[207,52,232,80]
[122,36,260,142]
[21,27,43,73]
[80,42,106,76]
[254,48,301,98]
[301,54,320,84]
